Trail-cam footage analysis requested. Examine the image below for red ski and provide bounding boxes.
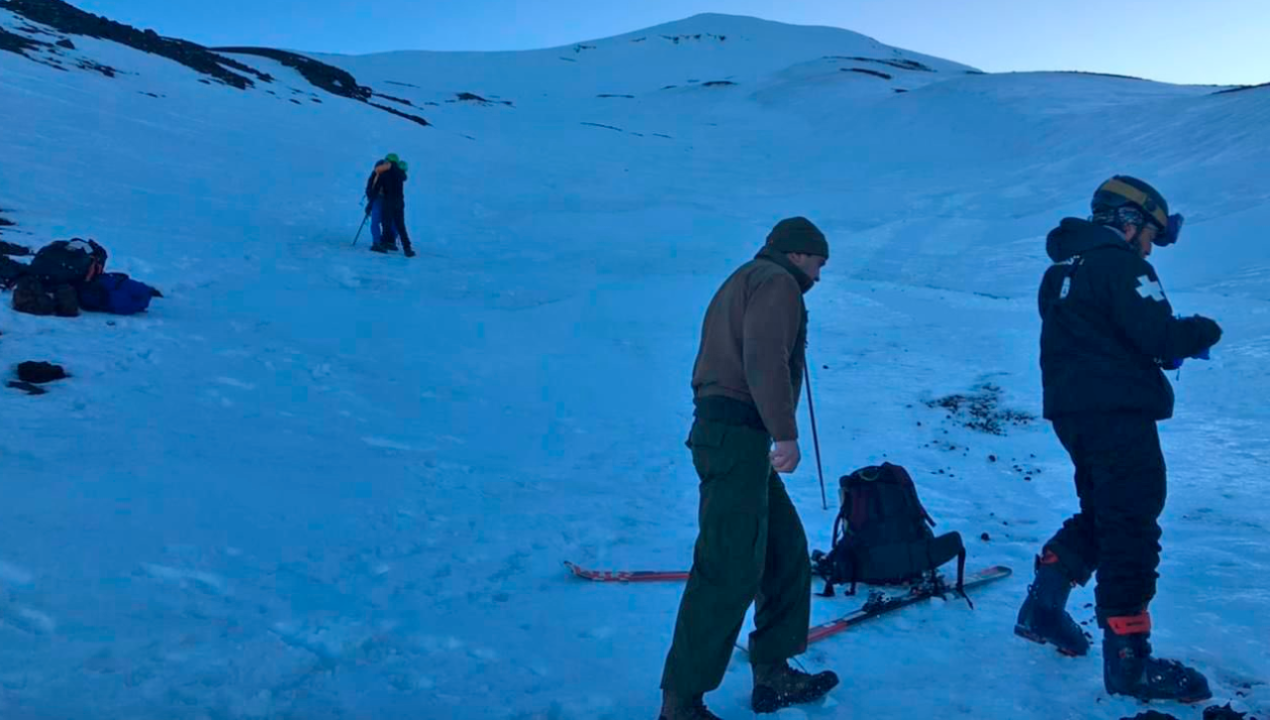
[564,561,690,582]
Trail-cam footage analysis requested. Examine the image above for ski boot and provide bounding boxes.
[1103,612,1211,703]
[369,242,388,254]
[1014,550,1090,656]
[750,660,839,714]
[657,691,723,720]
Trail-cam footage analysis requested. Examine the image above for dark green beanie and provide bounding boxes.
[766,216,828,258]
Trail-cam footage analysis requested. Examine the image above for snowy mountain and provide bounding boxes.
[1,1,1268,718]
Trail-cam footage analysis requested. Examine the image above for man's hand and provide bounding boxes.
[771,440,801,474]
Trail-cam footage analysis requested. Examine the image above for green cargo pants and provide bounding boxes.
[660,418,812,696]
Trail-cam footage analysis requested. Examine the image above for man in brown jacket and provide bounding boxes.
[658,217,839,720]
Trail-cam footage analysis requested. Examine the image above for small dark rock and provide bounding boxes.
[8,380,47,395]
[17,361,69,384]
[1203,703,1252,720]
[980,533,990,542]
[988,454,997,462]
[1119,711,1180,720]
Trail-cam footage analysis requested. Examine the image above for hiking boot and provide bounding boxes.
[369,243,388,254]
[1103,613,1211,703]
[403,246,416,258]
[657,691,724,720]
[751,660,839,714]
[1014,551,1090,656]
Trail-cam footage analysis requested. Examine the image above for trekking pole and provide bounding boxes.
[804,361,828,510]
[351,211,369,247]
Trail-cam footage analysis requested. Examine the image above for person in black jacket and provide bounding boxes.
[365,154,415,258]
[1014,175,1222,703]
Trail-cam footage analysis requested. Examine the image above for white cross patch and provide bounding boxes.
[1135,275,1165,301]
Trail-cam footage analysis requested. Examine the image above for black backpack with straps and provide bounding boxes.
[811,462,968,602]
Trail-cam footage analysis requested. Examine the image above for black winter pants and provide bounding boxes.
[1043,412,1167,623]
[385,200,413,252]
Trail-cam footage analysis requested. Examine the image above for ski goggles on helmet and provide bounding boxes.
[1152,213,1183,247]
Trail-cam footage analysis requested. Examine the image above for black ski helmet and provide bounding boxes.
[1091,175,1169,230]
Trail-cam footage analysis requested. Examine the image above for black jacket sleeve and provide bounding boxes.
[1104,255,1221,361]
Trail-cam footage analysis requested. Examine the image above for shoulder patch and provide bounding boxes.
[1135,275,1165,301]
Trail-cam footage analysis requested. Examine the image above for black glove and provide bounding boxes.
[1190,316,1222,349]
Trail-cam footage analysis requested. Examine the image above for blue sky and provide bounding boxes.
[73,0,1268,86]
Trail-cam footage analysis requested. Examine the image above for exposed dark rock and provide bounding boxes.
[843,67,891,80]
[597,93,634,98]
[1214,81,1270,95]
[7,380,48,396]
[660,33,726,44]
[1,0,269,88]
[76,57,116,77]
[0,25,46,56]
[367,101,430,127]
[452,91,512,107]
[373,91,415,106]
[825,56,936,72]
[580,122,623,132]
[701,80,735,87]
[1202,702,1255,719]
[213,46,369,100]
[17,361,69,384]
[383,79,418,88]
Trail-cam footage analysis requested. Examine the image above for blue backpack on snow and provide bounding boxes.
[78,272,161,315]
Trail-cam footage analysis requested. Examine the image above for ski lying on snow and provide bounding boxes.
[565,560,1013,650]
[564,561,689,582]
[727,565,1013,656]
[796,564,1012,648]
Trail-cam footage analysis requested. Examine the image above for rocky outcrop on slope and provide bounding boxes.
[0,0,431,127]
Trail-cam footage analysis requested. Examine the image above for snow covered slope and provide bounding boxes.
[1,2,1268,718]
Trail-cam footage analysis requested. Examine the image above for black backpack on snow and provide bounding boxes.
[28,238,107,287]
[811,462,967,601]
